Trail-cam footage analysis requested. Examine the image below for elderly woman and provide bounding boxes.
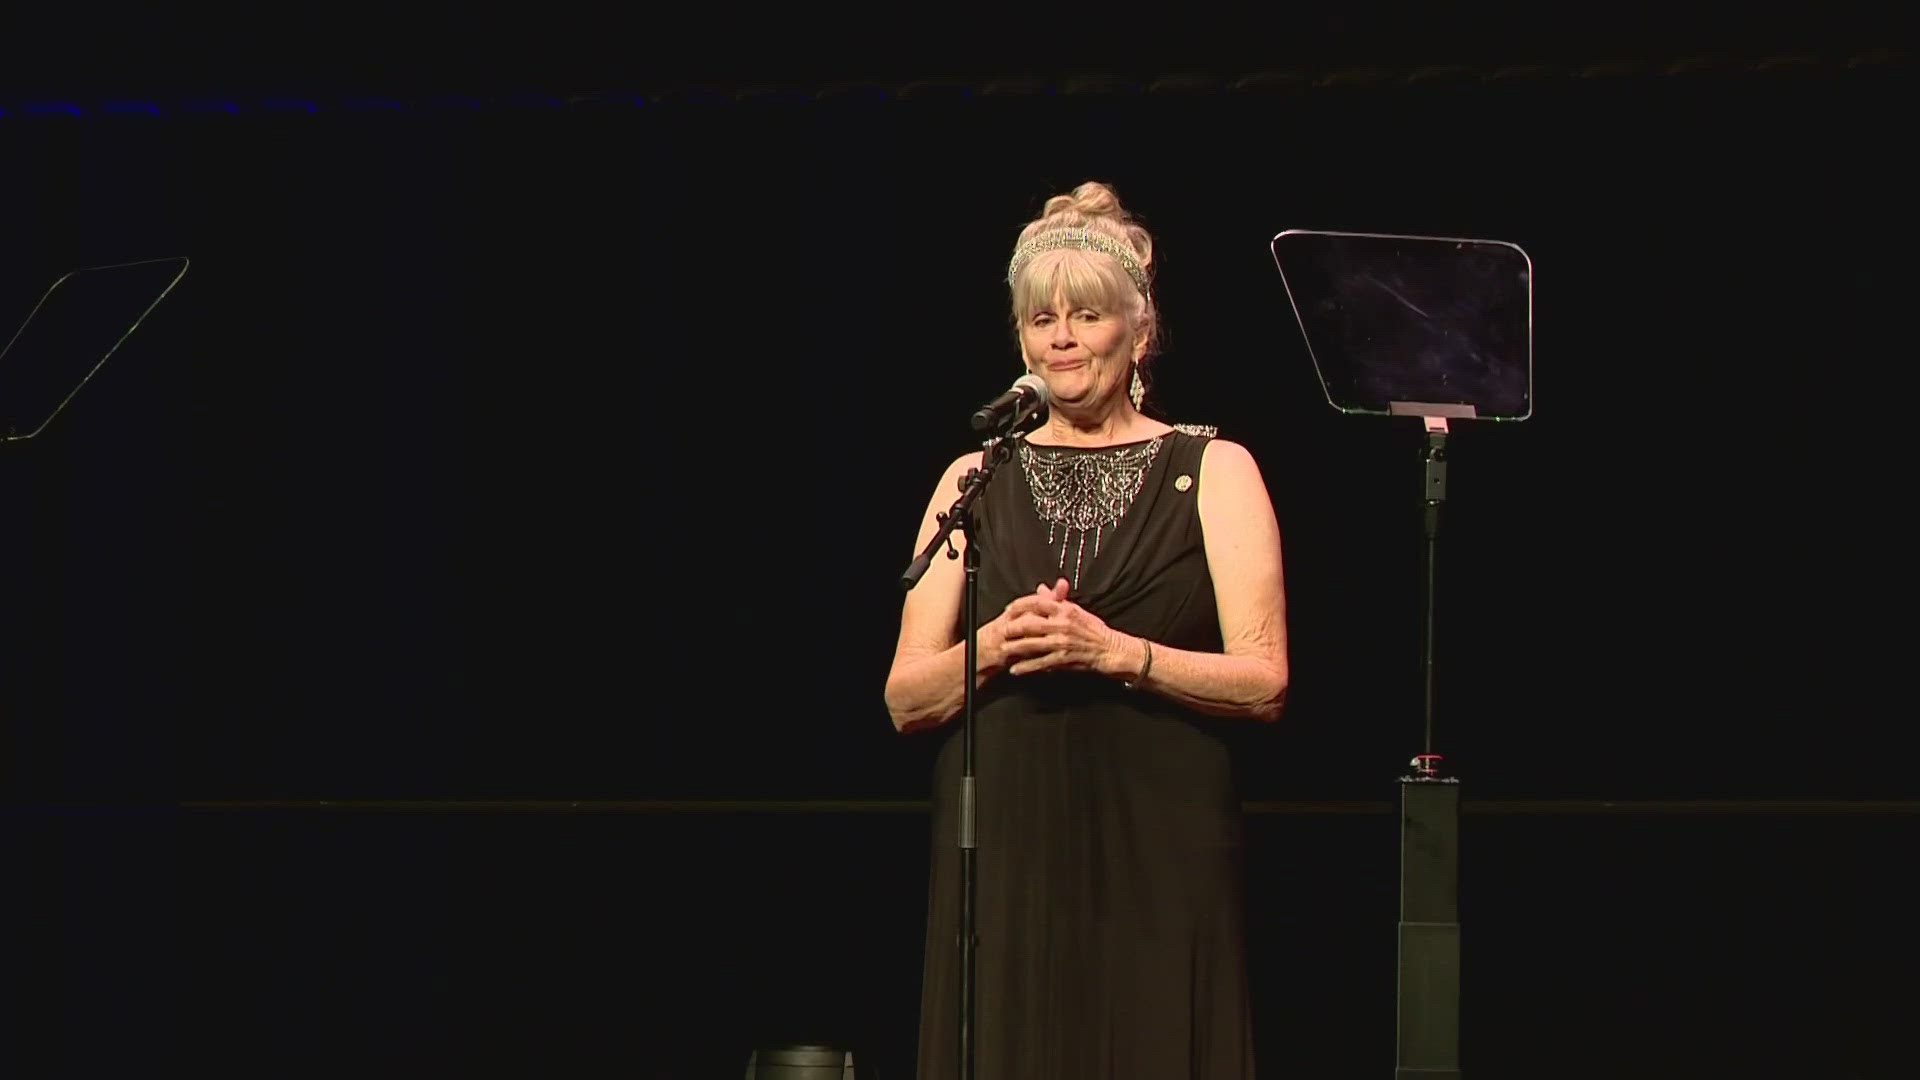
[885,182,1289,1079]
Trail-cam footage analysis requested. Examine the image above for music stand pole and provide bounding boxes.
[1397,415,1461,1079]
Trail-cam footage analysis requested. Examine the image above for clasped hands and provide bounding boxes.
[989,578,1133,679]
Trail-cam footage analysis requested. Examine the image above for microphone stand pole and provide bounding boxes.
[900,399,1041,1080]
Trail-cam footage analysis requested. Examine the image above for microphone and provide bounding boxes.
[970,373,1049,433]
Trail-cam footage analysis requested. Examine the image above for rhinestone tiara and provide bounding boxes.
[1006,227,1151,297]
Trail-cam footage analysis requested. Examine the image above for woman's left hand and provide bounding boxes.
[999,578,1130,677]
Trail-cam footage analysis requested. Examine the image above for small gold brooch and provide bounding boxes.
[1174,475,1192,492]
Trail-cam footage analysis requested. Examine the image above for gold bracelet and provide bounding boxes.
[1123,638,1153,690]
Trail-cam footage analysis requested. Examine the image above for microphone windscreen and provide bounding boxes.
[1013,372,1050,405]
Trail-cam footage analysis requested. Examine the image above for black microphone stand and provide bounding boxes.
[899,395,1044,1080]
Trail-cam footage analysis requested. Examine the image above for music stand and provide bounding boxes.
[1271,229,1533,1080]
[1,258,191,445]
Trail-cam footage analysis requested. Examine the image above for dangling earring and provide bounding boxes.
[1129,361,1145,410]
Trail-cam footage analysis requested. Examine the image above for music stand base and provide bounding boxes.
[1396,776,1461,1076]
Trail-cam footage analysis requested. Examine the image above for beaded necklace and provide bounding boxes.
[1018,436,1165,588]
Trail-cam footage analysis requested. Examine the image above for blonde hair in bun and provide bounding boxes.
[1021,181,1154,269]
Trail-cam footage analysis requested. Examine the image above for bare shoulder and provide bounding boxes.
[897,448,986,658]
[934,450,983,491]
[1199,438,1263,481]
[1197,439,1279,532]
[913,450,986,538]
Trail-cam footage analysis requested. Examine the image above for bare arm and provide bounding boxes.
[1000,439,1289,720]
[1131,439,1289,719]
[883,452,1011,732]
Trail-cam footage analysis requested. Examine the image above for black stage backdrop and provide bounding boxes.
[2,70,1914,1077]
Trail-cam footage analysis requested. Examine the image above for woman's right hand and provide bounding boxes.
[982,579,1072,675]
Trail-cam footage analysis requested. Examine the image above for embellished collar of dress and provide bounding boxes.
[1016,424,1215,587]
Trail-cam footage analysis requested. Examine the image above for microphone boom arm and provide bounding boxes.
[898,429,1027,591]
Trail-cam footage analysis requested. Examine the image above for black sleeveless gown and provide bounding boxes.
[916,429,1255,1079]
